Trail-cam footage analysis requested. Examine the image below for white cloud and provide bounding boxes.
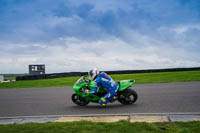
[44,15,83,28]
[159,24,200,34]
[0,29,200,74]
[68,0,133,13]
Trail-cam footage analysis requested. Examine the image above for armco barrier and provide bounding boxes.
[16,67,200,81]
[105,67,200,75]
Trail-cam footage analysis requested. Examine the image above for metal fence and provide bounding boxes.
[16,67,200,81]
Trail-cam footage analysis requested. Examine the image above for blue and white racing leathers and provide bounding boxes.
[88,72,119,104]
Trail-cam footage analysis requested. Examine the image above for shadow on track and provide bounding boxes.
[68,103,139,110]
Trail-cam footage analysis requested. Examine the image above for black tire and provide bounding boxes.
[71,93,89,106]
[118,88,138,105]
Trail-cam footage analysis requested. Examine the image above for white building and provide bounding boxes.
[0,75,4,82]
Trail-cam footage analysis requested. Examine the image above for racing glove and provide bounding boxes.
[84,89,90,94]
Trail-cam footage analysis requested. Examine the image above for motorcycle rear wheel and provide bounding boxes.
[118,88,138,105]
[71,93,89,106]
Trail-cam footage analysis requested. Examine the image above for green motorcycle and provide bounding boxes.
[72,76,138,106]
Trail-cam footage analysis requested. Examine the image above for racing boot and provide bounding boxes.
[99,97,107,106]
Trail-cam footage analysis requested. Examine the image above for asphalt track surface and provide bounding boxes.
[0,82,200,117]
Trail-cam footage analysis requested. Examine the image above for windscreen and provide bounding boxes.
[75,76,85,85]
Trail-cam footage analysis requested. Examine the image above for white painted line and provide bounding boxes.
[0,112,200,119]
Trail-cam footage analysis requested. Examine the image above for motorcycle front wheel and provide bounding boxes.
[71,93,89,106]
[118,88,138,105]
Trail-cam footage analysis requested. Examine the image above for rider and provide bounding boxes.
[85,67,119,106]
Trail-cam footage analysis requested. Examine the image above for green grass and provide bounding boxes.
[0,121,200,133]
[0,70,200,89]
[111,70,200,83]
[0,76,80,89]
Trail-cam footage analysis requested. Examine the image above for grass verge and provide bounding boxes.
[0,70,200,89]
[0,121,200,133]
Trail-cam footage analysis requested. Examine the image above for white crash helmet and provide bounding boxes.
[88,67,99,81]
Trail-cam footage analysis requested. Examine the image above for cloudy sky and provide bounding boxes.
[0,0,200,73]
